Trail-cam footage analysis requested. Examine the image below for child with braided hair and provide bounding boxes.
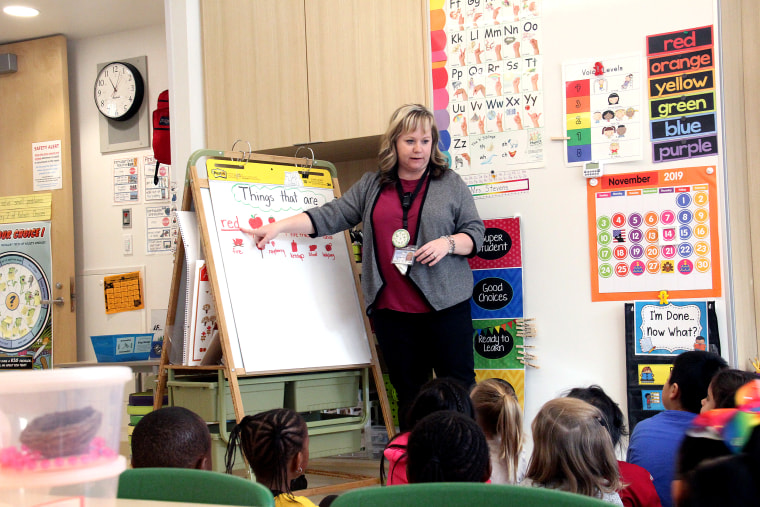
[225,408,324,507]
[470,378,527,484]
[405,410,490,483]
[381,377,475,485]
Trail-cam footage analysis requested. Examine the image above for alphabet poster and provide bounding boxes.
[205,160,370,374]
[587,165,721,301]
[562,54,644,165]
[429,0,544,202]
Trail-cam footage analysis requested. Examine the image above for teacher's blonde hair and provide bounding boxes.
[378,104,449,184]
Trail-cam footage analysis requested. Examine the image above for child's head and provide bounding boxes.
[675,422,760,506]
[527,397,621,498]
[381,377,475,485]
[131,406,212,470]
[405,377,475,429]
[406,410,490,483]
[701,369,758,412]
[470,378,523,481]
[225,408,308,495]
[565,385,627,448]
[666,351,727,413]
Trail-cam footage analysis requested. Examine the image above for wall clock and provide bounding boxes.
[93,61,145,121]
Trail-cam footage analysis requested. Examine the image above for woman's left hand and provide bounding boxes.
[415,237,449,266]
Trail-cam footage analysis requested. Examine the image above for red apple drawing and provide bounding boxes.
[325,243,333,252]
[249,215,263,228]
[309,245,317,251]
[268,216,276,223]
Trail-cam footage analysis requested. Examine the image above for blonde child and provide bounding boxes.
[469,378,527,483]
[524,397,624,505]
[225,408,322,507]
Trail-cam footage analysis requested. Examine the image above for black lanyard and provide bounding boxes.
[395,169,429,230]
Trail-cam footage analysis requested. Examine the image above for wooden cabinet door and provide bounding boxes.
[0,36,77,365]
[305,0,429,142]
[201,0,310,151]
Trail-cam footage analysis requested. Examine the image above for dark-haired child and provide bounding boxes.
[406,410,490,483]
[382,377,474,485]
[566,385,661,507]
[225,408,321,507]
[677,428,760,507]
[130,406,212,470]
[700,368,758,412]
[627,350,727,507]
[673,381,760,506]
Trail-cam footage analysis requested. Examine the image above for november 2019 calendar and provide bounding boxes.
[587,166,721,301]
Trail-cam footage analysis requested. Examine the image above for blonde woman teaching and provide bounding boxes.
[242,104,484,431]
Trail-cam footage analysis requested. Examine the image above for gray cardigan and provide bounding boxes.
[306,169,485,312]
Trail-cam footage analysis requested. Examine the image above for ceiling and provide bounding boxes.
[0,0,165,45]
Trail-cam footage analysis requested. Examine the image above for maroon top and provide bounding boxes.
[372,177,432,313]
[618,460,662,507]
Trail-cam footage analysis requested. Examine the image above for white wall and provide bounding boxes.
[68,24,172,361]
[472,0,730,447]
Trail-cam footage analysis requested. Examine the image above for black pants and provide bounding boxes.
[372,300,475,432]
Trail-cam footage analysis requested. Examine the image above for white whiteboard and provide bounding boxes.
[203,162,371,374]
[464,0,728,436]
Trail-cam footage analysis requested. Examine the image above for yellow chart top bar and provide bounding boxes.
[206,160,334,189]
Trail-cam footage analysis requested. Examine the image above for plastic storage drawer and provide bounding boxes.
[283,371,361,412]
[168,375,285,422]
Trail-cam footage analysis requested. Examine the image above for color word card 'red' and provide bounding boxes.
[587,166,721,302]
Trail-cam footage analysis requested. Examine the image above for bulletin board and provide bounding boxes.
[430,0,730,428]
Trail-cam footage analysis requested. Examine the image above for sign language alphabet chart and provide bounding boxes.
[587,166,721,301]
[432,0,545,181]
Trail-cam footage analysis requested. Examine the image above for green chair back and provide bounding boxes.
[331,483,612,507]
[117,467,274,507]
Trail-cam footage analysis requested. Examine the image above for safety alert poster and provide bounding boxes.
[587,166,721,301]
